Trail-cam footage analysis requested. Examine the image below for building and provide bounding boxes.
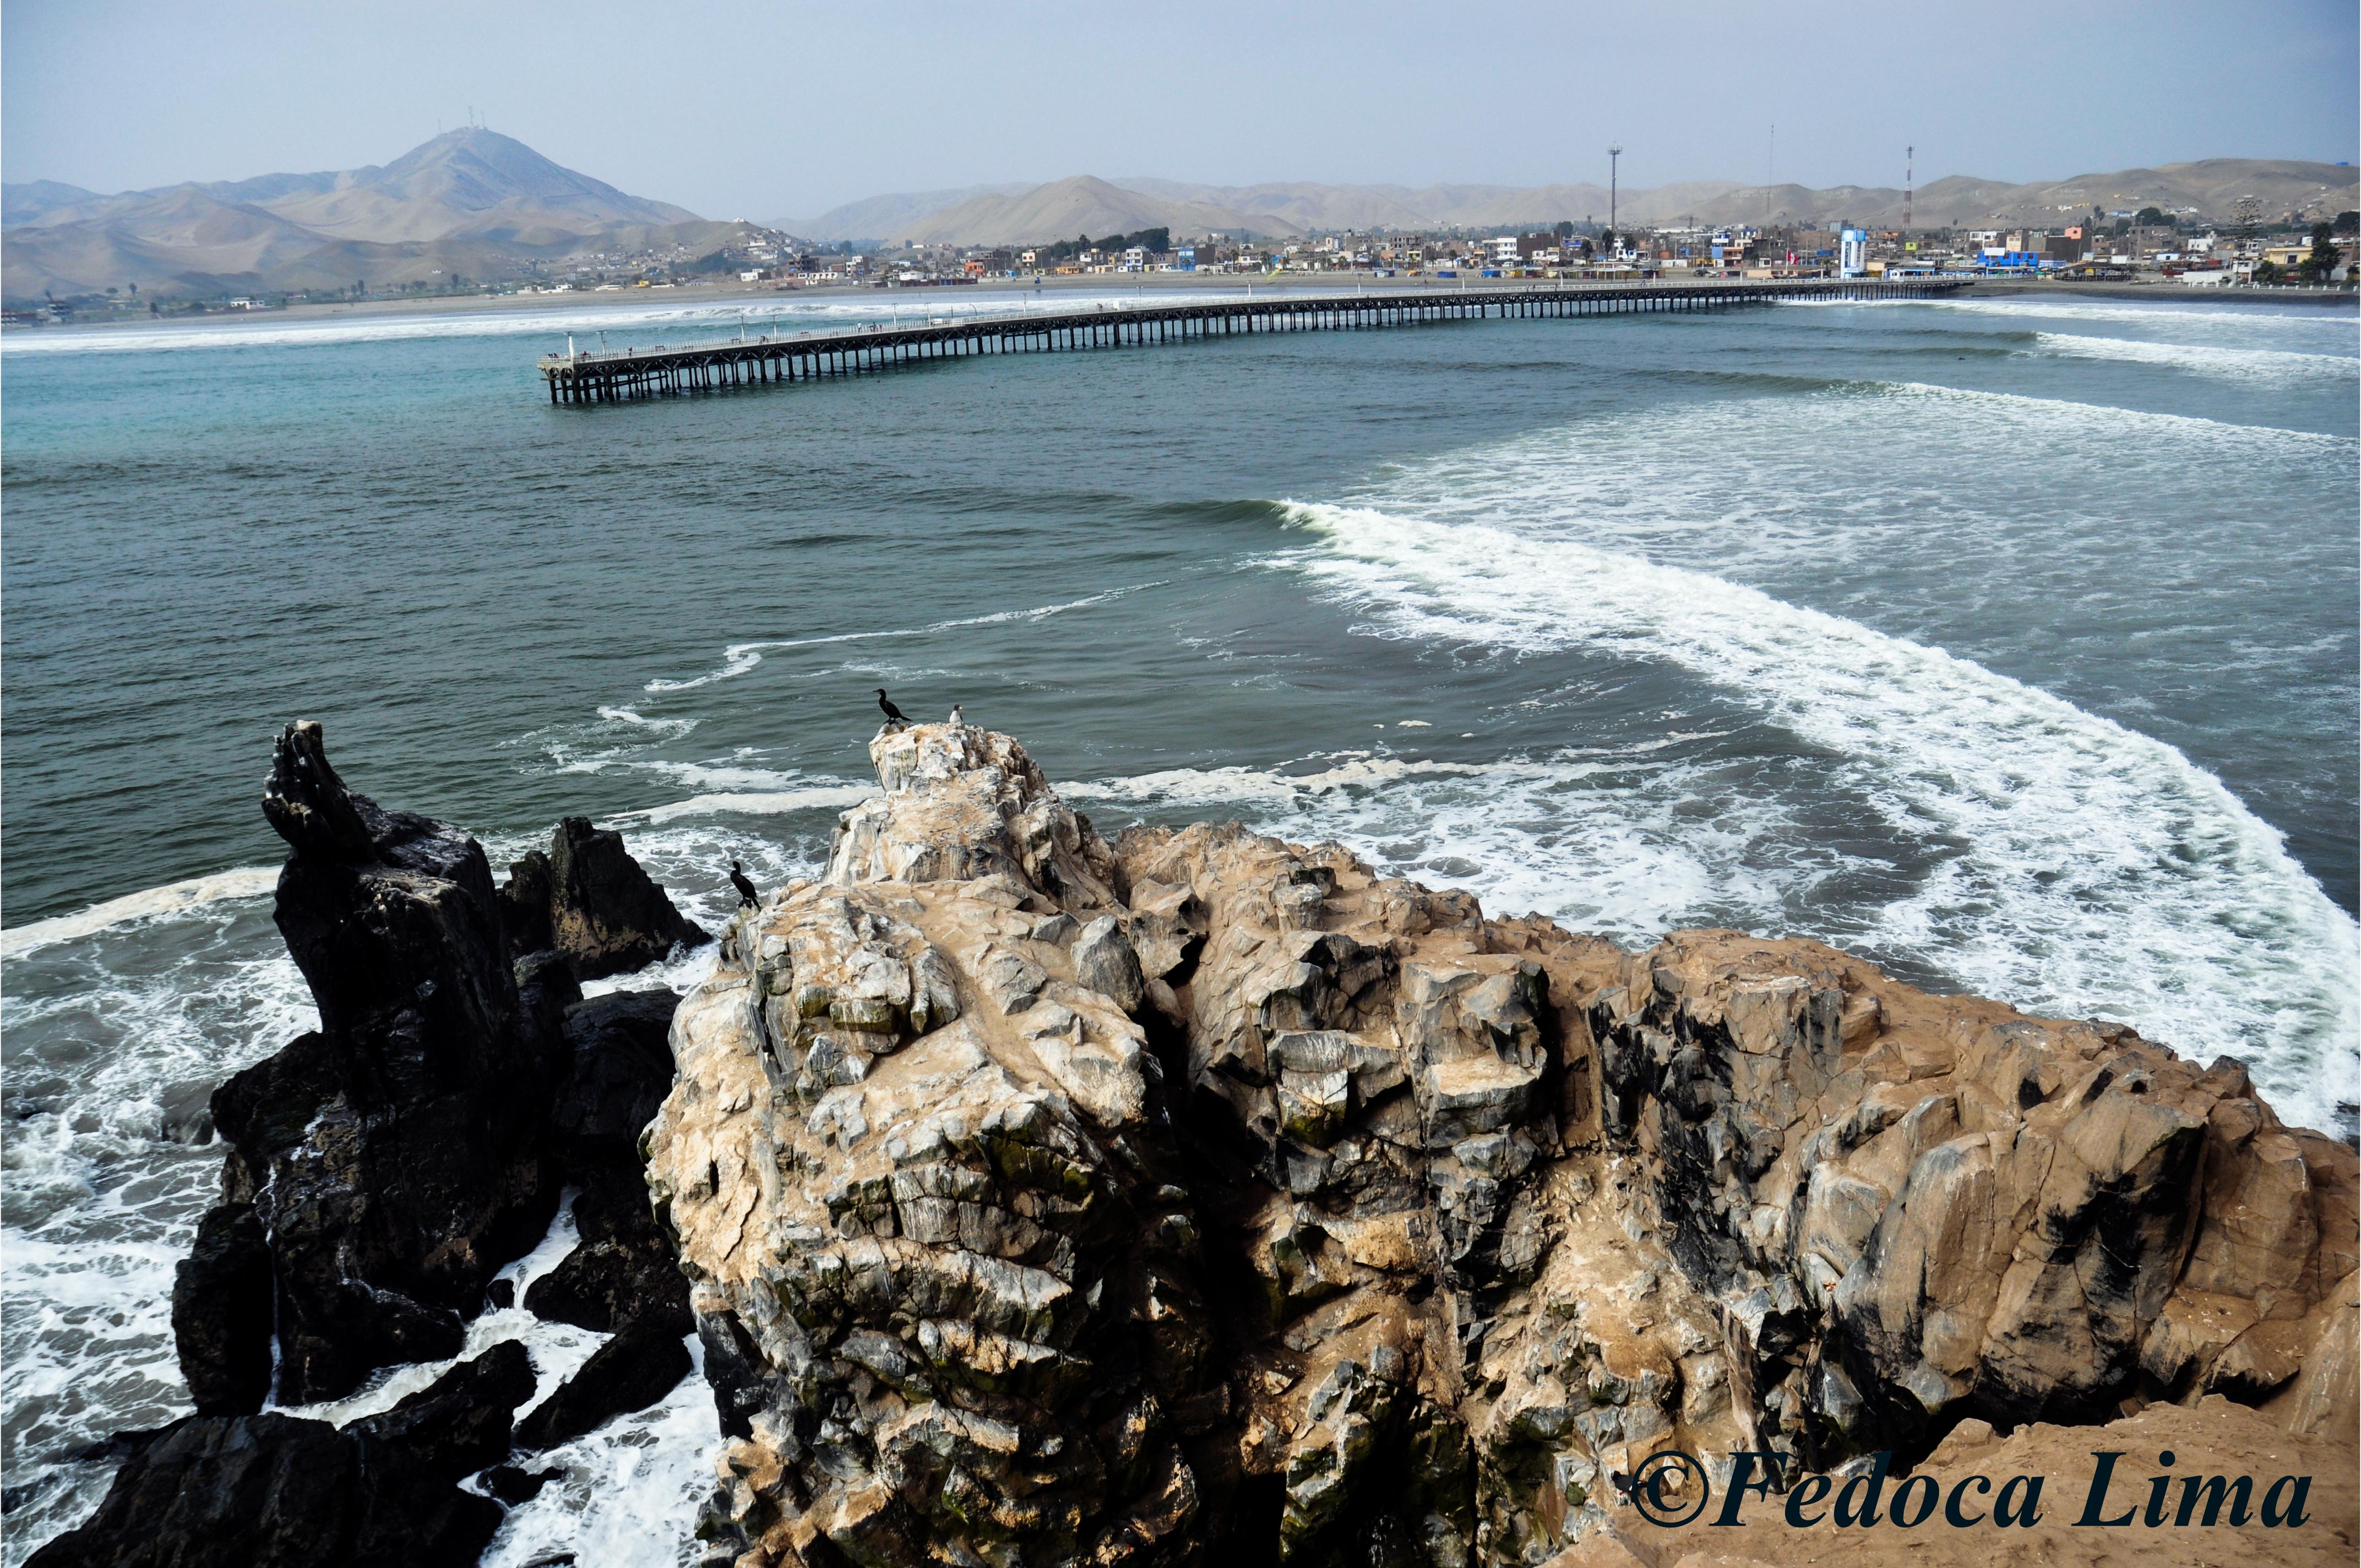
[1838,229,1868,277]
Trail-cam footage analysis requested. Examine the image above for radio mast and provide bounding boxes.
[1904,145,1914,235]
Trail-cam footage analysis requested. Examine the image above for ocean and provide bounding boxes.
[2,284,2355,1562]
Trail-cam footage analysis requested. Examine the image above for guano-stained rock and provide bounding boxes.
[649,722,2357,1568]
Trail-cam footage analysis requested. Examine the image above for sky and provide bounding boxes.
[6,0,2355,221]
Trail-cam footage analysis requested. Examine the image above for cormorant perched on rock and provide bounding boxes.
[728,860,759,909]
[948,704,965,729]
[875,689,908,727]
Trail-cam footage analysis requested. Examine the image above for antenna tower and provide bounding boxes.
[1608,146,1623,241]
[1904,145,1913,234]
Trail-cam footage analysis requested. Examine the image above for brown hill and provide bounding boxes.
[798,159,2357,244]
[2,129,715,301]
[884,175,1302,247]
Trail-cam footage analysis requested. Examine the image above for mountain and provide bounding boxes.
[2,179,102,225]
[882,175,1303,247]
[2,129,722,301]
[803,159,2357,247]
[780,182,1040,242]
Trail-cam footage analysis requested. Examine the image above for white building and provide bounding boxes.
[1839,229,1868,277]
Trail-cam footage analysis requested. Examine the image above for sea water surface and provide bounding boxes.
[3,285,2356,1561]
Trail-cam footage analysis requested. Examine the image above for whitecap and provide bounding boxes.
[1277,498,2360,1133]
[1,867,280,957]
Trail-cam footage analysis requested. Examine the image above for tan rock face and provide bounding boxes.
[644,724,2358,1568]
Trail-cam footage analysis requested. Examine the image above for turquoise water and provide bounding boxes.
[2,287,2355,1562]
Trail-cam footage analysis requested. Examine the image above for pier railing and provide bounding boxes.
[535,277,1976,404]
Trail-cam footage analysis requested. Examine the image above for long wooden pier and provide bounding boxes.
[536,277,1974,404]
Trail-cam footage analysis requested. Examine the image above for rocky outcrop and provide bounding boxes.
[523,987,697,1336]
[501,815,708,979]
[349,1340,538,1479]
[650,722,2359,1568]
[1585,932,2361,1468]
[173,722,568,1408]
[24,1411,503,1568]
[513,1326,693,1450]
[170,1205,273,1416]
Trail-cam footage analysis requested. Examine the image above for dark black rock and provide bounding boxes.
[500,817,707,979]
[155,1079,216,1145]
[524,1169,692,1337]
[482,1464,562,1505]
[487,1278,515,1310]
[497,852,557,960]
[522,989,690,1335]
[25,1412,501,1568]
[350,1340,537,1480]
[171,1203,273,1416]
[184,722,566,1406]
[61,1428,171,1466]
[551,990,678,1157]
[515,950,584,1058]
[513,1327,691,1451]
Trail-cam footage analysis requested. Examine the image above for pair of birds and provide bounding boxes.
[727,690,963,911]
[876,688,962,731]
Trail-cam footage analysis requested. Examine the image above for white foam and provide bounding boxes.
[1068,754,1494,808]
[0,287,1278,359]
[1277,496,2360,1132]
[1,867,280,957]
[642,582,1161,694]
[1932,295,2361,335]
[618,786,871,825]
[2033,331,2358,380]
[595,705,698,737]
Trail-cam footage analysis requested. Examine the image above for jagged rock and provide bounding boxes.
[513,986,692,1336]
[518,983,692,1333]
[550,989,680,1156]
[181,722,567,1407]
[827,722,1125,907]
[502,817,707,979]
[648,722,2358,1568]
[24,1412,501,1568]
[1585,930,2361,1464]
[1075,914,1147,1015]
[648,729,1222,1567]
[155,1079,216,1145]
[349,1340,537,1479]
[513,1326,692,1450]
[525,1167,691,1336]
[170,1204,272,1416]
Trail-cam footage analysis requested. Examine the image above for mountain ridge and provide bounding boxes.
[780,158,2357,244]
[3,129,715,301]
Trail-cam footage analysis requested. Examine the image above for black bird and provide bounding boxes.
[728,859,759,910]
[876,688,909,727]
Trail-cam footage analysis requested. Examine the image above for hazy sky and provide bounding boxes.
[7,0,2355,220]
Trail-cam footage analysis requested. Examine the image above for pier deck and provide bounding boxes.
[535,277,1974,404]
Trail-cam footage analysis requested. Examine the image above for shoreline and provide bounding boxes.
[10,271,2351,341]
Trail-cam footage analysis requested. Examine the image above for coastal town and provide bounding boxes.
[9,197,2354,324]
[724,208,2357,291]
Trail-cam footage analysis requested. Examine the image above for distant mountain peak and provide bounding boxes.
[3,129,708,301]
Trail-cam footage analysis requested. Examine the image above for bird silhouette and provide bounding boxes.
[876,688,909,727]
[728,859,759,909]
